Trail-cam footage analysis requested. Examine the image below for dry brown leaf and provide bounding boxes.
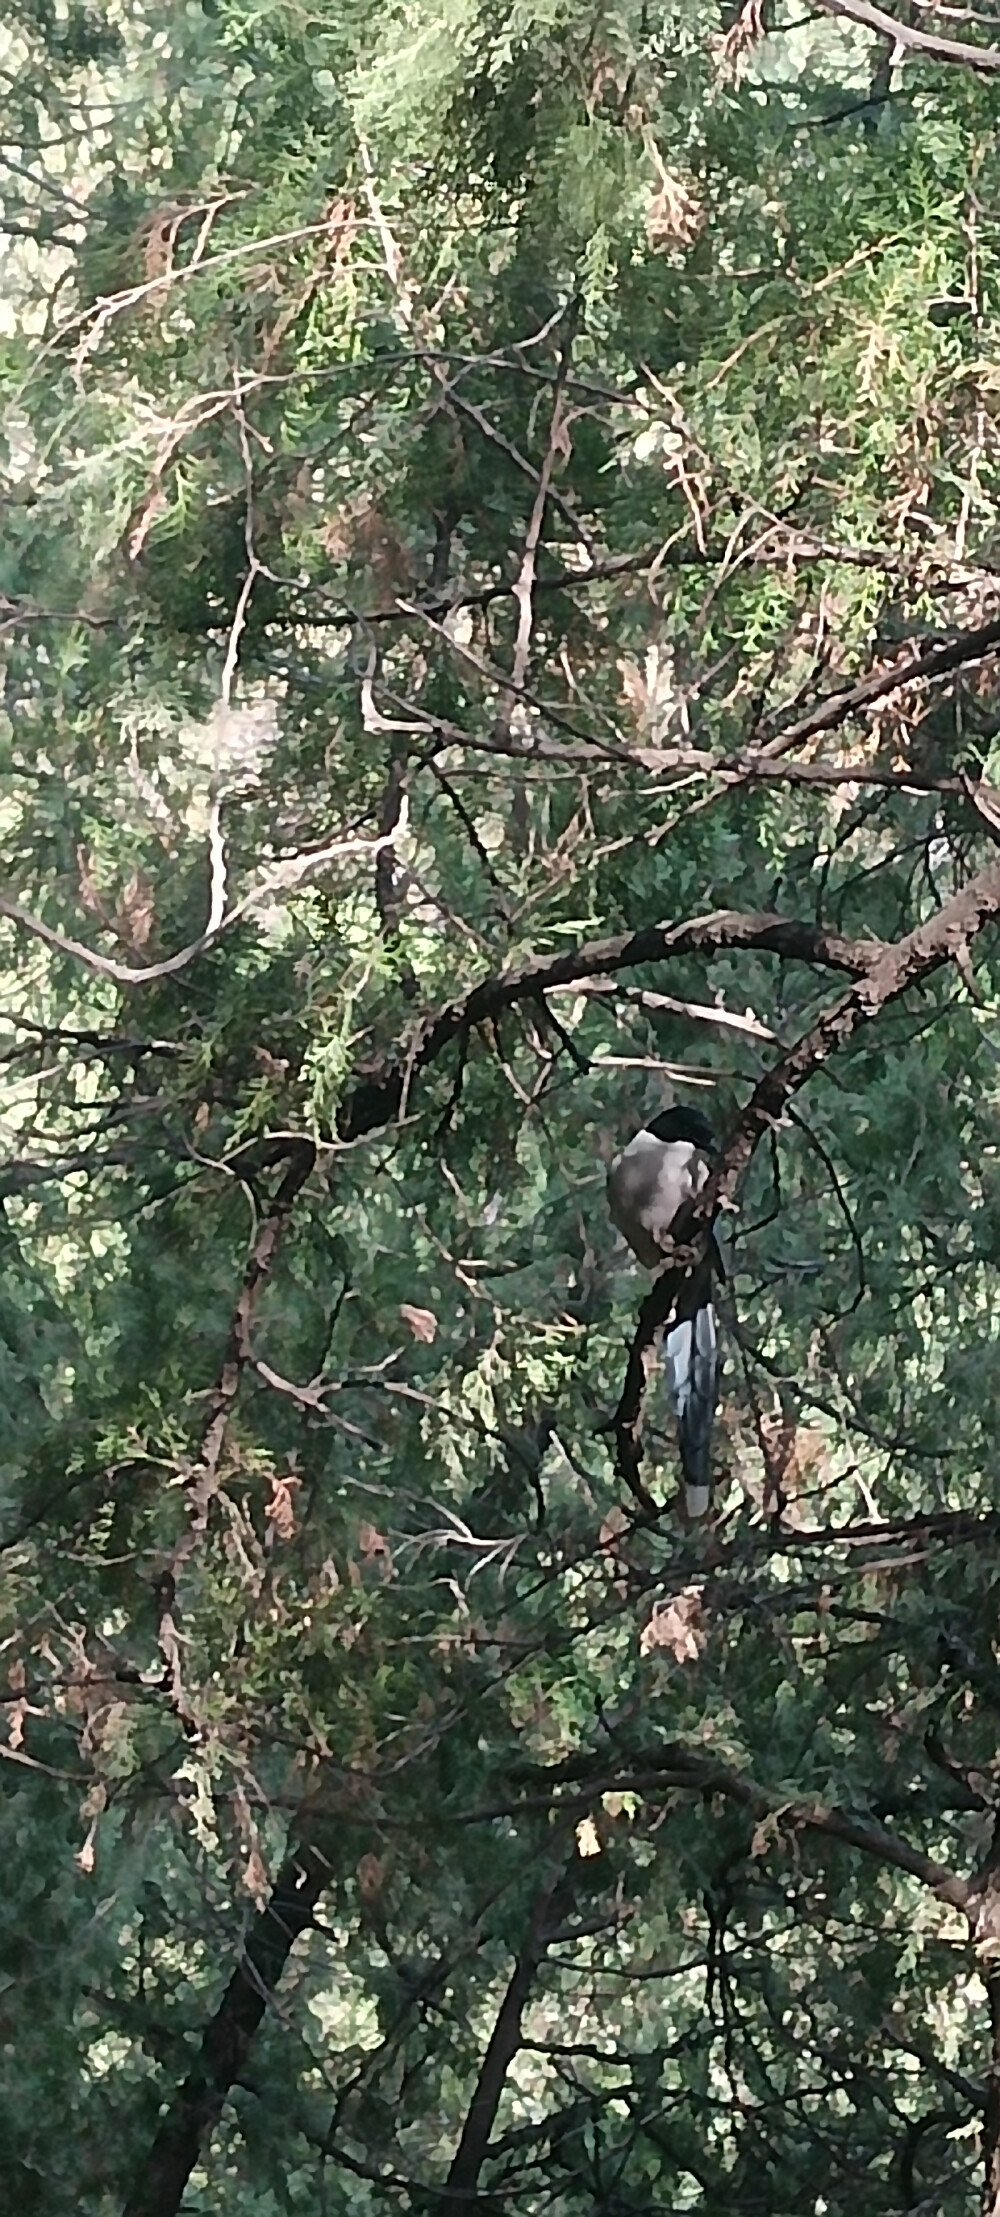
[749,1811,782,1859]
[243,1848,270,1909]
[717,0,768,79]
[599,1503,631,1597]
[551,415,573,466]
[750,1802,801,1860]
[599,1505,628,1550]
[77,847,106,918]
[589,51,632,107]
[254,1045,290,1081]
[357,1850,388,1904]
[127,485,169,561]
[117,869,155,951]
[645,141,703,248]
[761,1411,827,1515]
[265,1472,300,1542]
[358,1520,393,1579]
[80,1781,107,1823]
[618,656,649,722]
[640,1584,706,1662]
[76,1781,108,1873]
[143,211,177,287]
[399,1302,438,1344]
[576,1815,602,1859]
[322,495,413,607]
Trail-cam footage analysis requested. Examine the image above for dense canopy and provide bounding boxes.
[5,1,1000,2212]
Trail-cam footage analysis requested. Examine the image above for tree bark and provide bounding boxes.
[984,1972,1000,2216]
[121,1839,328,2217]
[442,1861,572,2209]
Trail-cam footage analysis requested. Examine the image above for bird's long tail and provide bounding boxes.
[663,1301,718,1518]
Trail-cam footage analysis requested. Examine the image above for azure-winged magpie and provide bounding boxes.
[607,1105,721,1518]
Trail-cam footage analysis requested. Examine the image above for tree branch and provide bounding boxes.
[816,0,1000,73]
[763,611,1000,758]
[179,1137,317,1543]
[611,856,1000,1498]
[337,910,876,1141]
[505,1745,973,1916]
[442,1857,574,2208]
[121,1837,329,2217]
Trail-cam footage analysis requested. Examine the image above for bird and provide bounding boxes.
[606,1104,722,1519]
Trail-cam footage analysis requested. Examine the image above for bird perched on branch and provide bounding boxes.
[607,1105,722,1519]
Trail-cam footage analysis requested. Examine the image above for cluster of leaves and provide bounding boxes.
[4,1,1000,2213]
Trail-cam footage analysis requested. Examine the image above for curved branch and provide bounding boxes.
[505,1744,973,1916]
[337,910,876,1141]
[0,818,403,989]
[816,0,1000,73]
[612,856,1000,1496]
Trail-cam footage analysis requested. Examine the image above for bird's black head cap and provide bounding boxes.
[645,1105,718,1152]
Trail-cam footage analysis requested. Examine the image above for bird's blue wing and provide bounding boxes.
[664,1303,718,1518]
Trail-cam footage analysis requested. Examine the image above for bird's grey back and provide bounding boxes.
[607,1133,708,1270]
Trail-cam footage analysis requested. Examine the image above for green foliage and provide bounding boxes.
[1,1,1000,2212]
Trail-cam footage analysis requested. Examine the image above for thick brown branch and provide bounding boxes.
[505,1746,973,1916]
[123,1141,321,2211]
[304,530,968,630]
[984,1972,1000,2216]
[121,1838,329,2217]
[443,1859,573,2207]
[337,911,875,1140]
[764,612,1000,758]
[612,857,1000,1495]
[660,751,967,797]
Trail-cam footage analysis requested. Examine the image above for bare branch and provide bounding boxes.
[443,1856,575,2207]
[762,611,1000,758]
[176,1139,317,1548]
[0,815,405,989]
[493,341,574,747]
[817,0,1000,71]
[120,1836,330,2217]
